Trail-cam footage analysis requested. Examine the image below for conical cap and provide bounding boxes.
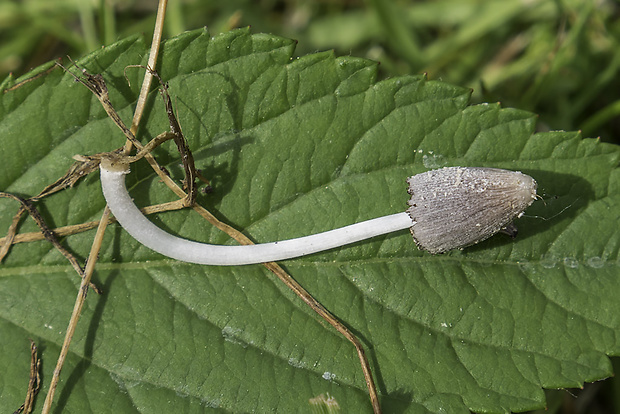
[406,167,537,254]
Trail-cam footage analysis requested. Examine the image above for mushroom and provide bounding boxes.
[99,161,537,265]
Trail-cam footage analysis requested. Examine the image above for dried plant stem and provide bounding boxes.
[0,200,187,246]
[0,206,25,261]
[264,262,382,414]
[0,193,100,293]
[187,194,384,413]
[40,209,111,414]
[0,156,102,262]
[41,2,170,412]
[13,340,40,414]
[128,0,168,143]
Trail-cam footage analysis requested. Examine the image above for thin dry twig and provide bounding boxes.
[40,209,111,414]
[0,131,176,258]
[159,81,198,204]
[185,199,383,412]
[40,1,170,412]
[129,0,167,141]
[0,199,188,246]
[0,192,101,294]
[0,153,107,262]
[0,205,27,262]
[59,60,142,150]
[265,261,382,413]
[12,340,41,414]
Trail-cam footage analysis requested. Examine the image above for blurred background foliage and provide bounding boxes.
[1,0,619,145]
[0,1,618,413]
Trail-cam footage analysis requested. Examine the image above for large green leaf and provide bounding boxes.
[0,28,618,413]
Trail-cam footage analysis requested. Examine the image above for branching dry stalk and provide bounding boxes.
[0,152,105,263]
[7,0,383,412]
[99,71,385,412]
[0,192,101,294]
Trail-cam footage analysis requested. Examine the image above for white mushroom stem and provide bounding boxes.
[100,165,414,265]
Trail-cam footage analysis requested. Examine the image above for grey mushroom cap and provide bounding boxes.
[406,167,537,254]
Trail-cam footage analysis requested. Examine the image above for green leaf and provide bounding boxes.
[1,28,618,413]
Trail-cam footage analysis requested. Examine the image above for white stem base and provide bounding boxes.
[100,167,414,265]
